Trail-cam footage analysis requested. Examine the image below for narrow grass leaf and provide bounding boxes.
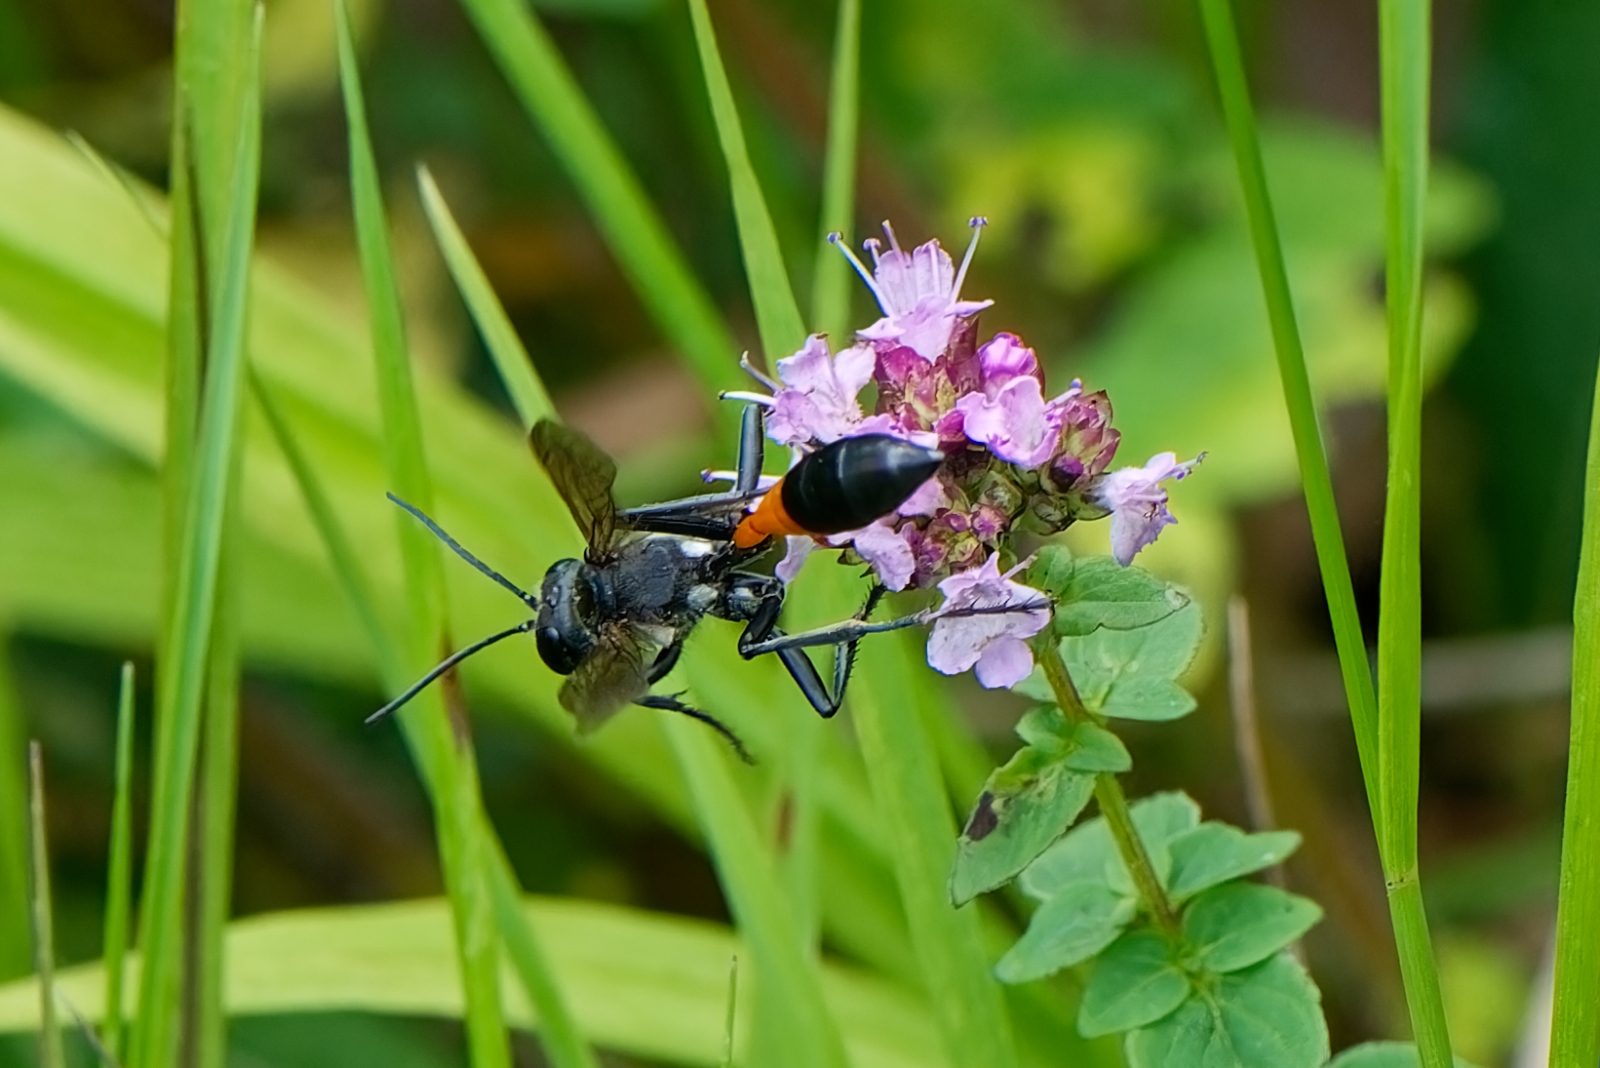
[1550,354,1600,1067]
[663,721,852,1068]
[1193,0,1379,812]
[131,16,261,1065]
[452,0,737,396]
[334,3,509,1064]
[486,850,600,1068]
[416,167,554,425]
[257,350,596,1068]
[0,646,29,982]
[1376,3,1452,1065]
[195,532,242,1068]
[849,631,1020,1068]
[28,743,64,1068]
[100,662,136,1059]
[810,0,861,342]
[0,899,946,1068]
[685,0,805,363]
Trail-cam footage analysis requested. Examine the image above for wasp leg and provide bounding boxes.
[732,582,890,719]
[734,401,766,494]
[635,693,753,764]
[646,641,683,684]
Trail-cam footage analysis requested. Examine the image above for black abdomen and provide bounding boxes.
[781,435,943,535]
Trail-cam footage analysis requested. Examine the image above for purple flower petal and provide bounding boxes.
[974,636,1035,689]
[767,336,876,444]
[1093,452,1202,565]
[776,536,816,585]
[955,376,1064,468]
[975,333,1040,393]
[925,555,1050,685]
[830,519,916,592]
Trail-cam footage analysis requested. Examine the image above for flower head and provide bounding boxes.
[1090,452,1203,566]
[834,219,994,361]
[926,555,1051,688]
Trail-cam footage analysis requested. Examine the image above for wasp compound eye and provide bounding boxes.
[782,435,944,536]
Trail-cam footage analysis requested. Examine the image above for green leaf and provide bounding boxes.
[0,899,946,1068]
[1077,929,1189,1038]
[1181,883,1322,973]
[1165,824,1302,903]
[1021,792,1201,902]
[808,0,860,342]
[1123,953,1328,1068]
[0,646,28,983]
[1012,706,1131,773]
[453,0,738,401]
[416,167,553,429]
[995,882,1136,983]
[684,0,805,363]
[1048,556,1189,637]
[1024,545,1075,598]
[949,752,1095,906]
[1061,601,1202,721]
[1325,1040,1484,1068]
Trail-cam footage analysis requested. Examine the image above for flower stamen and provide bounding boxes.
[739,351,780,391]
[719,390,775,407]
[828,232,889,310]
[953,216,988,298]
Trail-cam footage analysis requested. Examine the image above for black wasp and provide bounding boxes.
[368,403,945,759]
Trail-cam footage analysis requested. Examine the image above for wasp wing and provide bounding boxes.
[531,419,619,555]
[557,625,652,733]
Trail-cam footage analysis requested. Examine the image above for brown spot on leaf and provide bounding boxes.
[965,792,999,841]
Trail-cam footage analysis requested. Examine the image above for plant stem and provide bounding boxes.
[1031,638,1178,932]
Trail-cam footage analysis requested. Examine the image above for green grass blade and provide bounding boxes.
[1377,2,1452,1065]
[486,851,601,1068]
[847,633,1020,1068]
[100,662,137,1060]
[1194,0,1379,815]
[335,6,516,1065]
[194,536,241,1068]
[1550,356,1600,1066]
[663,722,852,1068]
[684,0,805,363]
[452,0,738,395]
[415,168,554,425]
[130,13,262,1065]
[28,743,64,1068]
[0,898,949,1068]
[810,0,861,342]
[257,369,601,1068]
[0,645,28,982]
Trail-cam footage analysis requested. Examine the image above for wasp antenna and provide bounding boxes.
[366,621,534,725]
[387,493,539,609]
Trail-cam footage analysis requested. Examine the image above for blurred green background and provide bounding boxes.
[0,0,1596,1065]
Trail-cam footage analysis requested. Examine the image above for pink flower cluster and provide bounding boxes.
[755,220,1199,688]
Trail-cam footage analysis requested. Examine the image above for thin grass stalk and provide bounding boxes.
[663,722,852,1068]
[414,169,554,424]
[0,642,29,982]
[130,18,261,1064]
[100,662,137,1059]
[485,851,601,1068]
[193,526,240,1068]
[334,5,510,1064]
[452,0,738,398]
[28,743,64,1068]
[1193,0,1379,816]
[1549,354,1600,1066]
[810,0,860,343]
[254,372,600,1068]
[684,0,806,363]
[1377,3,1452,1064]
[848,631,1020,1068]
